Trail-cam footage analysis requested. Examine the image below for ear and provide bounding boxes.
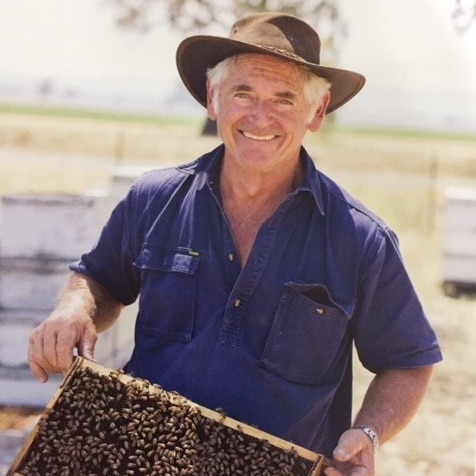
[206,79,218,120]
[308,91,331,132]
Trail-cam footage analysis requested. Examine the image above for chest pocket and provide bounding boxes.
[260,282,351,385]
[134,246,201,342]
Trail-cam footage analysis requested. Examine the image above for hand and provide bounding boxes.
[28,308,98,383]
[324,429,375,476]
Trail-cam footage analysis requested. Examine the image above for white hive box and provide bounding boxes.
[0,193,109,260]
[0,305,135,406]
[0,257,71,310]
[0,314,133,375]
[0,192,109,310]
[111,165,153,202]
[111,164,181,202]
[0,309,63,406]
[0,191,135,407]
[0,322,36,368]
[0,310,49,370]
[442,186,476,295]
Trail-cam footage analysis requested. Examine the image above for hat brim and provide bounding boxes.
[176,35,365,114]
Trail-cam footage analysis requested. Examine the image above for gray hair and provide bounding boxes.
[206,55,331,120]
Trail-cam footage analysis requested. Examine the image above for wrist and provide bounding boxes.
[353,425,379,452]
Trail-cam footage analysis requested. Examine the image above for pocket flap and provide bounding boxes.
[135,246,200,274]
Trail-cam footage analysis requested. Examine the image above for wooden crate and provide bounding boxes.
[7,357,329,476]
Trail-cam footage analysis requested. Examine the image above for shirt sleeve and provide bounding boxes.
[70,190,140,306]
[352,226,442,373]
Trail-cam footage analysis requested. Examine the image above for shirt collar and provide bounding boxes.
[296,147,325,216]
[179,144,325,215]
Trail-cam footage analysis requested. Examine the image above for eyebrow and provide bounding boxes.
[275,91,297,101]
[231,84,252,93]
[231,84,297,100]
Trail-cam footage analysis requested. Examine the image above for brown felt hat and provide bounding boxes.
[176,11,365,114]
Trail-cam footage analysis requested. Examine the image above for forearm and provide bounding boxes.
[353,366,434,444]
[59,272,124,332]
[29,272,124,381]
[325,366,434,475]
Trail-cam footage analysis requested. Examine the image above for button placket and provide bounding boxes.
[220,296,244,347]
[219,212,285,348]
[217,187,297,348]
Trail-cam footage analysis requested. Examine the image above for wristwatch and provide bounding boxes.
[354,425,379,451]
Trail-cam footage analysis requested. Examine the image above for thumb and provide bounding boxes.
[77,331,97,361]
[333,429,367,463]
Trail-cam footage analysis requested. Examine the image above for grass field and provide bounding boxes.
[0,108,475,475]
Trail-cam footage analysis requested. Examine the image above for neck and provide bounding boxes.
[219,156,303,205]
[218,155,303,265]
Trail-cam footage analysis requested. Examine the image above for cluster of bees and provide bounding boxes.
[15,364,319,475]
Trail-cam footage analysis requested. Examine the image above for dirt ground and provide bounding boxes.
[0,112,475,475]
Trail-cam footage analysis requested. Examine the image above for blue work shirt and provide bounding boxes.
[72,145,442,458]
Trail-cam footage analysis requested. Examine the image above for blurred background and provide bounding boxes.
[0,0,475,131]
[0,1,475,475]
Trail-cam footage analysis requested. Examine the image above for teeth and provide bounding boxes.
[243,131,275,141]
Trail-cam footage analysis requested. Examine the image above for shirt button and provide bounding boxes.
[315,307,324,315]
[234,298,242,308]
[227,253,235,262]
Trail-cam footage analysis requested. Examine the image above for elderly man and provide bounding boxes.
[28,12,442,475]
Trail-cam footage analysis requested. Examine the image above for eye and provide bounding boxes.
[234,92,251,99]
[273,94,296,107]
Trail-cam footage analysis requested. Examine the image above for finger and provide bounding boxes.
[77,331,97,361]
[42,325,62,371]
[324,467,342,476]
[54,327,80,373]
[28,334,49,383]
[29,327,57,378]
[30,361,49,383]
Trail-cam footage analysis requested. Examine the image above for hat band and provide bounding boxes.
[257,44,309,64]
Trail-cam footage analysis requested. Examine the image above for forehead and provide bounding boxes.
[227,53,305,85]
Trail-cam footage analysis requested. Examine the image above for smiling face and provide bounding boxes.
[207,54,330,177]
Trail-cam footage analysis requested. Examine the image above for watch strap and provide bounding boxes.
[354,425,379,451]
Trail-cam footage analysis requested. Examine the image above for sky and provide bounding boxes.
[338,0,476,131]
[0,0,475,131]
[0,0,181,94]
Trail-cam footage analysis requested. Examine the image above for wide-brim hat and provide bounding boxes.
[176,11,365,114]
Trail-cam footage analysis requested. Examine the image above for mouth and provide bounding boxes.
[241,131,277,141]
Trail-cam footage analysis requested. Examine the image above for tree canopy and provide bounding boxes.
[107,0,346,63]
[452,0,476,31]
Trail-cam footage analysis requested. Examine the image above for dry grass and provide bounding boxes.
[0,111,475,475]
[0,407,41,431]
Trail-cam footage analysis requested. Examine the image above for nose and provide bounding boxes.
[249,100,274,127]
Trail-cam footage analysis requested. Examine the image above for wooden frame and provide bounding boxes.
[8,357,330,475]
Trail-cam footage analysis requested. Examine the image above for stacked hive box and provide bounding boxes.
[8,358,329,476]
[0,192,135,406]
[110,165,155,201]
[442,186,476,296]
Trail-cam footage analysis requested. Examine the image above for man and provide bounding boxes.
[28,12,442,475]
